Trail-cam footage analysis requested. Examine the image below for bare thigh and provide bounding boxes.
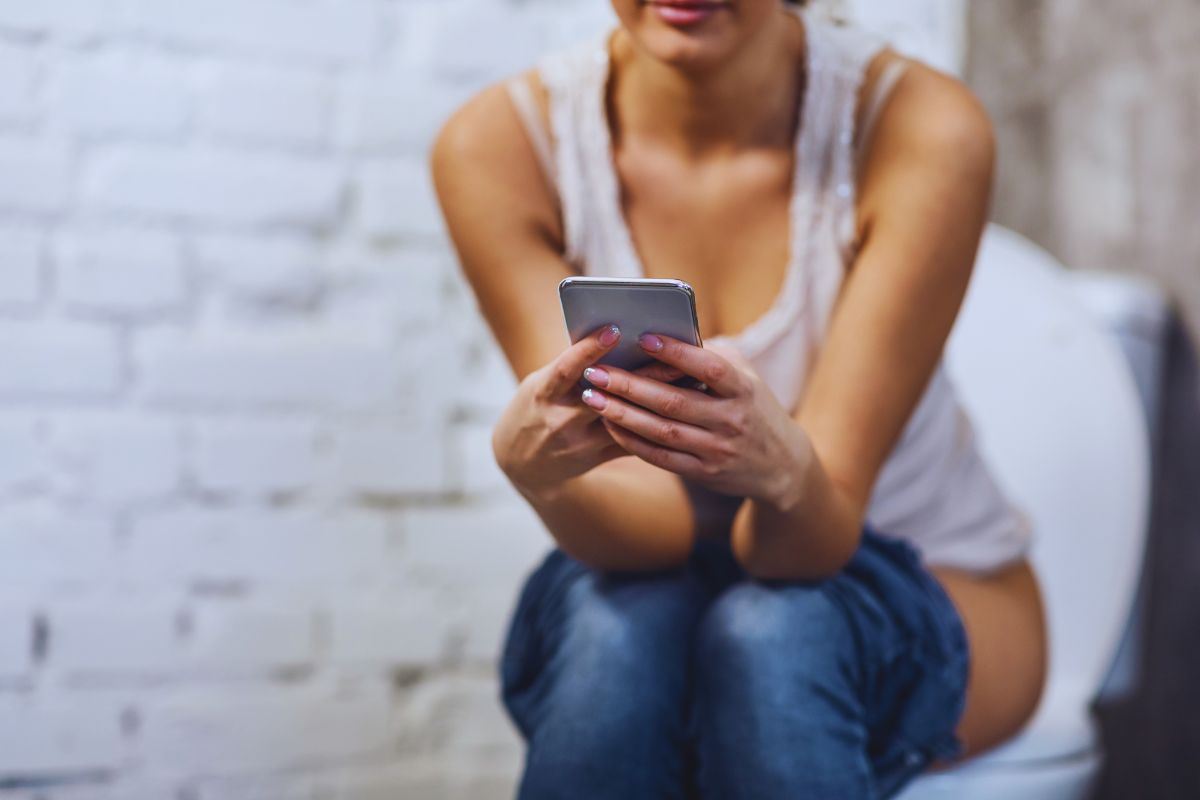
[930,559,1048,758]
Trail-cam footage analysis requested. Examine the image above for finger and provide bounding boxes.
[631,361,705,393]
[583,365,723,428]
[542,323,622,399]
[581,387,722,456]
[631,362,686,383]
[637,334,746,397]
[602,419,707,479]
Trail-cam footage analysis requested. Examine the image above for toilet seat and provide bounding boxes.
[899,225,1152,798]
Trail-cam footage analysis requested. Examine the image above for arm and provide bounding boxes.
[734,63,996,578]
[429,74,694,571]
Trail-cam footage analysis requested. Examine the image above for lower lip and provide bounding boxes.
[648,2,722,27]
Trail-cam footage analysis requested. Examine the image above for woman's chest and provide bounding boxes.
[613,145,796,341]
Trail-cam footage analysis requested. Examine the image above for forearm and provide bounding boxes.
[730,436,862,581]
[516,462,696,572]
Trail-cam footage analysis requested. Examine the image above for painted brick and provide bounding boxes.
[0,695,125,774]
[0,225,42,307]
[0,42,38,125]
[124,507,397,586]
[186,603,314,671]
[0,501,115,586]
[83,146,344,228]
[49,413,183,505]
[0,412,46,491]
[329,419,450,496]
[56,227,186,316]
[404,503,549,661]
[50,52,190,139]
[0,604,33,676]
[414,2,549,81]
[0,320,121,399]
[193,232,323,305]
[0,1,111,40]
[355,158,444,240]
[141,682,392,773]
[190,416,320,496]
[0,139,70,214]
[200,64,333,149]
[325,760,520,800]
[135,326,406,412]
[125,0,379,65]
[326,585,449,667]
[399,673,522,761]
[340,74,466,155]
[452,419,508,495]
[49,603,182,673]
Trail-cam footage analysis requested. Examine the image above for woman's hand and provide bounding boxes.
[580,333,812,512]
[492,324,684,500]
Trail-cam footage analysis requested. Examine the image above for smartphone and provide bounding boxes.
[559,276,703,378]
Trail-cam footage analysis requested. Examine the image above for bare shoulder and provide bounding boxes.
[429,69,560,242]
[860,54,996,185]
[853,54,996,260]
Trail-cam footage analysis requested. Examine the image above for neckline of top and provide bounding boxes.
[587,3,824,353]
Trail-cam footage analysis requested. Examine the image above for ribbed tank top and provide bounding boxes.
[505,5,1032,573]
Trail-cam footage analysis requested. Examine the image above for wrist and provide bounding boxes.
[758,469,804,516]
[755,440,811,516]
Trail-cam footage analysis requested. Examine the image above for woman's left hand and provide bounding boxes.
[579,333,812,511]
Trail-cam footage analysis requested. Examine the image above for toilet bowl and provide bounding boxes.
[897,225,1162,800]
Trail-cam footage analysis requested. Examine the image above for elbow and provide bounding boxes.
[732,526,860,583]
[561,533,695,576]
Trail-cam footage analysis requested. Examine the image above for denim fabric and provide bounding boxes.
[500,527,970,800]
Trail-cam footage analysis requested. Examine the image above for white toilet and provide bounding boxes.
[897,225,1166,799]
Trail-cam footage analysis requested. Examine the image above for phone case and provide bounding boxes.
[559,276,704,385]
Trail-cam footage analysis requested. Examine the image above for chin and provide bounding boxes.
[611,0,778,72]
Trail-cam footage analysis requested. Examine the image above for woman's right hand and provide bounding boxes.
[492,324,681,500]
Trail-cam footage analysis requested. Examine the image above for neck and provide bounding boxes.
[609,7,806,159]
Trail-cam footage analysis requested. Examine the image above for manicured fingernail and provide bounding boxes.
[599,325,621,347]
[581,388,607,410]
[582,367,609,388]
[639,333,663,352]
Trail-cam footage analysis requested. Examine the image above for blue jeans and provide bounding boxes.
[500,527,970,799]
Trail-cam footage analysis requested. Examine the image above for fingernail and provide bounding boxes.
[639,333,663,353]
[582,367,610,388]
[581,388,607,410]
[599,325,621,347]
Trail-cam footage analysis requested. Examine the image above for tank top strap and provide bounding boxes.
[504,76,558,187]
[531,32,616,271]
[802,15,891,263]
[788,12,890,344]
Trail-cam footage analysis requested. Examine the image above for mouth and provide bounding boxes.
[643,0,727,28]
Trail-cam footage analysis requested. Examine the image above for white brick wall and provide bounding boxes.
[0,1,959,797]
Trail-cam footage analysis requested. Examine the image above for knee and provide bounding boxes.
[560,568,705,681]
[693,583,872,794]
[516,567,705,769]
[696,581,851,685]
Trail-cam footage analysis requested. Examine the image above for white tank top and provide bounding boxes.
[505,6,1032,573]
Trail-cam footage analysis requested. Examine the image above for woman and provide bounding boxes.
[431,1,1046,797]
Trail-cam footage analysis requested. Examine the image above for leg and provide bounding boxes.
[693,581,876,799]
[501,550,711,800]
[931,560,1046,756]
